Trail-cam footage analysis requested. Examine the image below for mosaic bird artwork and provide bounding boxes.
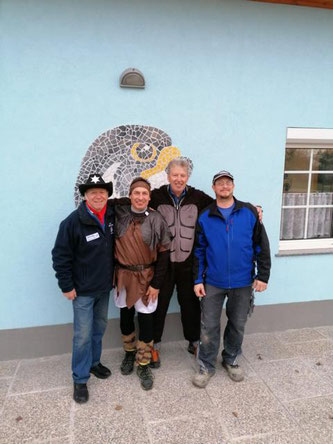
[74,125,187,206]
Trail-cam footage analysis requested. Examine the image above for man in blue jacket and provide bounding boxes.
[192,171,271,388]
[52,174,114,403]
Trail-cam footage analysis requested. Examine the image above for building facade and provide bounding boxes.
[1,0,332,359]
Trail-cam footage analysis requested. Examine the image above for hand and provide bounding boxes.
[146,286,159,303]
[252,280,267,292]
[194,283,206,298]
[256,205,263,223]
[63,289,77,300]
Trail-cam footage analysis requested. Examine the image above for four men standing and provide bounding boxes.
[52,162,271,402]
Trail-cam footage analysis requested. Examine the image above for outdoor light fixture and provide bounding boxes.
[119,68,145,89]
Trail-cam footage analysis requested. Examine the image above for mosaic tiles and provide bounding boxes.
[74,125,192,205]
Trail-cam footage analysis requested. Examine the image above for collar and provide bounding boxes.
[85,201,107,226]
[208,197,241,218]
[168,185,187,204]
[130,206,148,214]
[77,200,114,226]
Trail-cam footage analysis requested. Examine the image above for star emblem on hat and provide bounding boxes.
[90,175,100,184]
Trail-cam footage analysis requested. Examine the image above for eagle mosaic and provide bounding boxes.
[74,125,191,206]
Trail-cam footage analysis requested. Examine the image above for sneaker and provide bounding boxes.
[192,368,215,388]
[222,361,244,382]
[187,341,198,356]
[120,351,136,375]
[149,348,161,369]
[137,364,154,390]
[90,363,111,379]
[73,383,89,403]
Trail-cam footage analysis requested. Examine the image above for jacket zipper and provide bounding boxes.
[218,208,235,289]
[168,189,186,245]
[227,210,236,289]
[227,221,231,289]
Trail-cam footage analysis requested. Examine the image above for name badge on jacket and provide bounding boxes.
[86,232,100,242]
[108,222,114,235]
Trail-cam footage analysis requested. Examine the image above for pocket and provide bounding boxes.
[157,205,176,227]
[180,225,194,240]
[179,226,195,253]
[169,226,176,238]
[179,204,197,228]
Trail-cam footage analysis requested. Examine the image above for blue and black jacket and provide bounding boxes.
[193,198,271,289]
[52,201,115,295]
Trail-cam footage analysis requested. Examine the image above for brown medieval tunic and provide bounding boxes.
[115,207,170,308]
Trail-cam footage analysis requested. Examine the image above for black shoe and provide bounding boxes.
[120,351,136,375]
[187,341,198,356]
[137,364,154,390]
[73,383,89,403]
[90,363,111,379]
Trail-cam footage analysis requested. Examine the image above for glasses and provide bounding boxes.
[214,180,233,187]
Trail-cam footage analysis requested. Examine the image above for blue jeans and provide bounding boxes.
[72,292,110,383]
[198,284,252,373]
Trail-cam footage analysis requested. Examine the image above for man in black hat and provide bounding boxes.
[52,174,114,403]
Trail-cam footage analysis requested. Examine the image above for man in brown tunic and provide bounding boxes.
[113,178,171,390]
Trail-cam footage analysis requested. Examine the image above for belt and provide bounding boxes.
[117,263,153,272]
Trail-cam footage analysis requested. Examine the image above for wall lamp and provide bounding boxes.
[119,68,145,89]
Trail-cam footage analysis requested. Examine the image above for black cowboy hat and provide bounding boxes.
[78,174,113,196]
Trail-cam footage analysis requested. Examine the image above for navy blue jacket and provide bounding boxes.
[52,201,115,296]
[193,198,271,289]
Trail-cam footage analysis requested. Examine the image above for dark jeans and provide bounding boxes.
[120,307,153,343]
[72,292,110,383]
[198,284,252,373]
[153,261,200,344]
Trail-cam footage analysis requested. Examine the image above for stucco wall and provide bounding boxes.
[1,0,332,329]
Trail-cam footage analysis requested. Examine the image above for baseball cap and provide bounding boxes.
[212,170,234,184]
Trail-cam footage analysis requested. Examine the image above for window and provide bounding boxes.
[279,128,333,253]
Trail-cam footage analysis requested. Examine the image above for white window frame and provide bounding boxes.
[279,128,333,253]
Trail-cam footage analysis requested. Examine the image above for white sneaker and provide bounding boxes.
[222,361,244,382]
[192,368,215,388]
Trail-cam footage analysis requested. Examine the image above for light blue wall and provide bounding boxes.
[1,0,332,329]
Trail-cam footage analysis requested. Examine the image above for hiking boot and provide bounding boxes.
[73,383,89,403]
[149,347,161,369]
[187,341,198,356]
[137,364,154,390]
[222,361,244,382]
[120,351,136,375]
[192,368,215,388]
[90,363,111,379]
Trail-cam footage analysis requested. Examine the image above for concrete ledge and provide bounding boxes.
[0,313,184,361]
[1,300,332,361]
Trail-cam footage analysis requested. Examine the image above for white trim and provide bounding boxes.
[279,129,333,252]
[285,170,333,174]
[287,128,333,143]
[304,150,314,239]
[282,205,333,209]
[287,144,333,149]
[279,238,333,251]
